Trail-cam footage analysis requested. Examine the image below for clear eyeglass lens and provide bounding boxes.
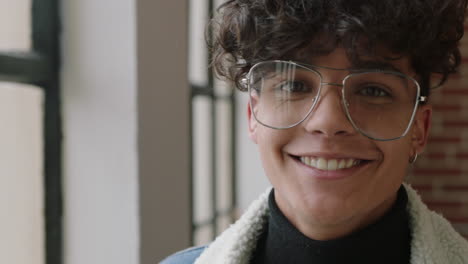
[248,61,419,140]
[249,61,321,128]
[343,72,418,140]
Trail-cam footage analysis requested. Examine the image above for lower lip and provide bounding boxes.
[291,156,371,180]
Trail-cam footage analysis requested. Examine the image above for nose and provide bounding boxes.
[302,85,356,137]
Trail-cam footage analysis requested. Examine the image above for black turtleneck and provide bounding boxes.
[250,186,411,264]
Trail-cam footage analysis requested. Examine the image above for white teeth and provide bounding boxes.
[310,158,317,167]
[338,159,346,169]
[317,158,327,170]
[327,159,338,170]
[299,157,362,171]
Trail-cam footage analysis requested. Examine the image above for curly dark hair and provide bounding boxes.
[210,0,467,98]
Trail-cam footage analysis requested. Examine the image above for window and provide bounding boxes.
[0,0,61,263]
[189,0,238,245]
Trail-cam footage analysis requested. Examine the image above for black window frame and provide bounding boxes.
[0,1,62,264]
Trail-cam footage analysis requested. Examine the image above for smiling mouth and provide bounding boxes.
[295,156,370,171]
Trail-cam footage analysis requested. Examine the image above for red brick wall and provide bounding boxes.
[408,24,468,238]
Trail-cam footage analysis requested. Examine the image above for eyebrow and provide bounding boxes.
[348,61,403,73]
[293,59,405,74]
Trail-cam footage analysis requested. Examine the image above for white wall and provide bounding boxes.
[0,84,44,264]
[0,1,43,263]
[61,0,139,263]
[0,0,30,50]
[136,1,191,262]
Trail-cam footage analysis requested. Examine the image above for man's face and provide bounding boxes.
[247,48,432,240]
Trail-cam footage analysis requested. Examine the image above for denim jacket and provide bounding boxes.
[160,246,207,264]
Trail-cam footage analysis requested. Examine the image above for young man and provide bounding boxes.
[162,0,468,263]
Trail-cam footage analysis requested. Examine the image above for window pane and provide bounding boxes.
[0,83,44,264]
[216,99,232,213]
[0,0,31,50]
[194,225,213,246]
[188,0,208,86]
[193,97,214,224]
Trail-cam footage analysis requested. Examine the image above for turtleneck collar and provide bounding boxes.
[250,186,411,264]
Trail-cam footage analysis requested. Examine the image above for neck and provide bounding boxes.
[275,190,398,241]
[284,194,397,241]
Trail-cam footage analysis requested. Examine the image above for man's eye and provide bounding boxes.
[358,85,391,97]
[277,81,310,93]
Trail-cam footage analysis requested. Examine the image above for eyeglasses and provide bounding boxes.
[242,60,427,141]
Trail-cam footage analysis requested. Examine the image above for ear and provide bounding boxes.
[411,104,432,155]
[247,100,258,144]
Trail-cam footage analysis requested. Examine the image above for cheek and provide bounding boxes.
[255,128,295,174]
[377,140,412,178]
[256,127,294,153]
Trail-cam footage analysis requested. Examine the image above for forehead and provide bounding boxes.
[294,47,413,75]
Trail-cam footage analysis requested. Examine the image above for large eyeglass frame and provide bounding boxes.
[242,60,428,141]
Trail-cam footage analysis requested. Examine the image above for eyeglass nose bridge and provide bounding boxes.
[309,81,351,121]
[321,82,343,87]
[295,79,357,140]
[317,82,348,107]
